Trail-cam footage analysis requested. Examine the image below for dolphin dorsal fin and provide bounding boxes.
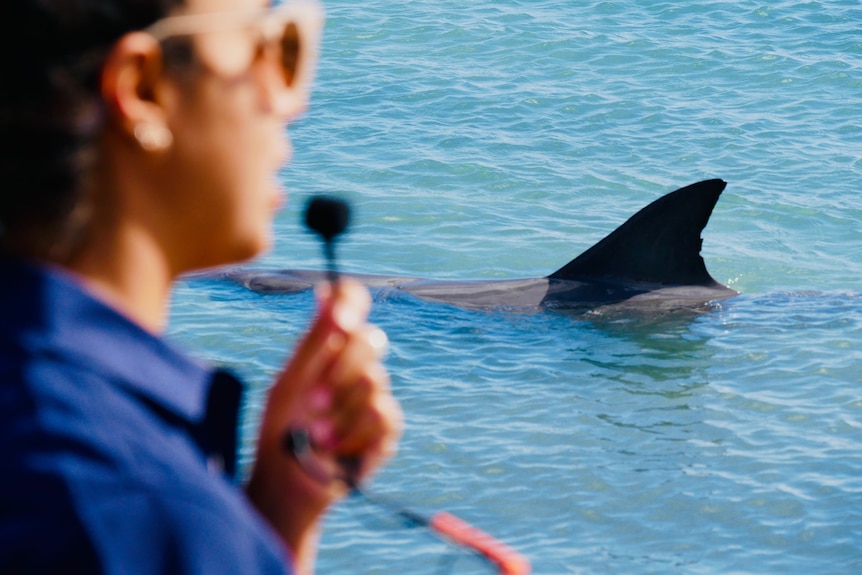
[549,179,727,286]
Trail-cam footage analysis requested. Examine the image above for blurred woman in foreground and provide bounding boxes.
[0,1,401,573]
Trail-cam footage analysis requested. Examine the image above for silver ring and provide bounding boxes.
[367,327,390,359]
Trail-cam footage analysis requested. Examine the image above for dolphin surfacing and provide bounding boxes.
[214,179,738,312]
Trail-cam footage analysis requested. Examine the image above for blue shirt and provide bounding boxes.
[0,258,294,575]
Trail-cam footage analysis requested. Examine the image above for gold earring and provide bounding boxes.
[134,123,173,152]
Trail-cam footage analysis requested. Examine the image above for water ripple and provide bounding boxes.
[171,1,861,572]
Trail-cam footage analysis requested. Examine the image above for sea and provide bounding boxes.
[169,1,862,573]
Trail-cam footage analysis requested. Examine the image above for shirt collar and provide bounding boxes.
[1,257,214,424]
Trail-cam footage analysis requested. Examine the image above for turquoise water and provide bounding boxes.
[170,1,862,573]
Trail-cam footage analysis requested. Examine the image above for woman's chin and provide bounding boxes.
[185,232,272,274]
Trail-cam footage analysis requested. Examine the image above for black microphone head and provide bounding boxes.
[304,195,351,242]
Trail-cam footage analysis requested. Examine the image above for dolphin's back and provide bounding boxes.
[208,178,736,312]
[549,179,727,287]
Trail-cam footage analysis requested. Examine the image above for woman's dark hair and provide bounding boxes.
[0,0,184,258]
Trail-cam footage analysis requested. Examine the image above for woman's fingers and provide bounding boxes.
[264,279,371,420]
[263,278,401,486]
[336,381,403,474]
[307,325,401,463]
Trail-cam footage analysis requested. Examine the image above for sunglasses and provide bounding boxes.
[144,0,324,103]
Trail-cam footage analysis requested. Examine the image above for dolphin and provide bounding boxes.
[210,179,738,312]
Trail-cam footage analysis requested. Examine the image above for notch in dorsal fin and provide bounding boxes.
[549,179,727,286]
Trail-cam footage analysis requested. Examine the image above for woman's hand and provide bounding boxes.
[246,279,402,574]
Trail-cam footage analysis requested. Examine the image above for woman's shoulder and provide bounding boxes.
[0,336,291,575]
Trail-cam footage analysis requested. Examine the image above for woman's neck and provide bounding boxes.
[67,220,174,334]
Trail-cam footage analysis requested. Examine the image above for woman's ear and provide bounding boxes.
[100,32,174,152]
